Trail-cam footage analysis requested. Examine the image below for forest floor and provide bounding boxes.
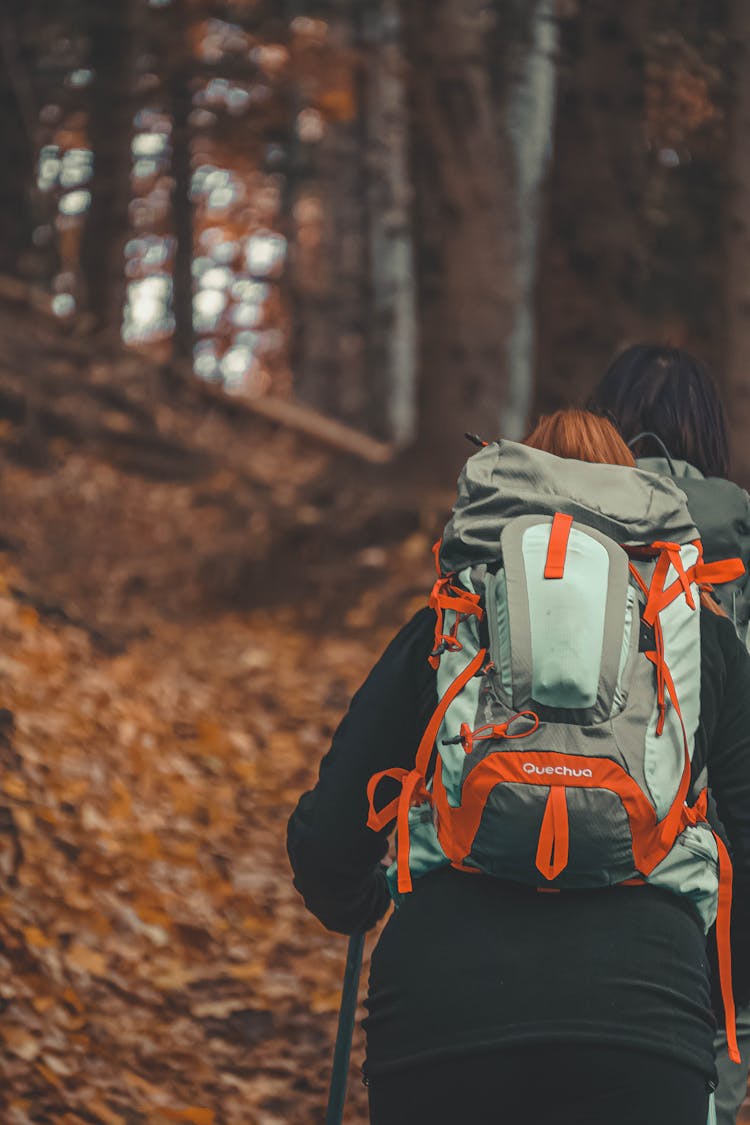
[2,303,749,1124]
[0,300,445,1124]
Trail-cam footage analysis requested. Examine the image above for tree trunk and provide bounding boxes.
[398,0,532,482]
[503,0,558,440]
[168,0,195,367]
[79,0,134,337]
[361,0,417,448]
[724,1,750,487]
[534,2,727,421]
[0,0,36,278]
[287,3,371,430]
[533,2,651,419]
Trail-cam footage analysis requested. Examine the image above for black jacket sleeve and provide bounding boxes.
[704,614,750,1007]
[286,608,437,934]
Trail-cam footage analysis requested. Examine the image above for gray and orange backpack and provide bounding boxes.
[367,440,744,1061]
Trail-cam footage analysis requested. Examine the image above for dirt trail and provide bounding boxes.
[0,301,442,1121]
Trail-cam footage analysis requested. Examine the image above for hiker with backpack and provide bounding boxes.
[590,344,750,1125]
[288,409,750,1125]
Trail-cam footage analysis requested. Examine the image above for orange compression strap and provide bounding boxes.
[692,558,745,587]
[714,832,741,1063]
[544,513,574,579]
[535,787,569,880]
[414,647,487,777]
[366,766,430,895]
[396,769,429,894]
[366,647,487,895]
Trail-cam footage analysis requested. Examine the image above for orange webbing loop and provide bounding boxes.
[714,832,741,1063]
[544,512,574,579]
[535,787,569,881]
[692,558,745,588]
[367,768,410,831]
[428,578,484,669]
[366,766,430,895]
[642,543,696,626]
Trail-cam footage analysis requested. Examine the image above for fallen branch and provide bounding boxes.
[196,380,395,463]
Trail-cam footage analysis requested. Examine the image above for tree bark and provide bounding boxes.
[724,1,750,487]
[168,0,195,367]
[398,0,531,482]
[287,3,371,431]
[503,0,558,440]
[533,2,651,419]
[79,0,135,337]
[0,0,36,278]
[534,2,727,422]
[361,0,417,448]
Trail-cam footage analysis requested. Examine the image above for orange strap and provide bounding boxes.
[691,558,745,587]
[544,513,574,579]
[366,768,410,832]
[415,647,487,777]
[366,647,488,896]
[535,787,569,881]
[428,577,484,669]
[395,770,430,894]
[714,832,741,1063]
[366,766,430,895]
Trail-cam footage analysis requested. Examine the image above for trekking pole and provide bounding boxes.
[325,931,365,1125]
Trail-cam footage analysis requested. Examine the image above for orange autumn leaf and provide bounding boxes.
[158,1109,215,1125]
[65,942,108,977]
[23,925,51,949]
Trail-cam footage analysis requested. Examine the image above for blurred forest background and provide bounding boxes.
[1,1,750,1123]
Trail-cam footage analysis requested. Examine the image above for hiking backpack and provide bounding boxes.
[367,440,744,1060]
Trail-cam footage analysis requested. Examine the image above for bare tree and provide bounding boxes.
[0,0,36,278]
[724,0,750,487]
[398,0,549,480]
[167,0,195,367]
[79,0,135,336]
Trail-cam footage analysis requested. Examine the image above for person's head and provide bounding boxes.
[588,344,729,479]
[523,408,636,467]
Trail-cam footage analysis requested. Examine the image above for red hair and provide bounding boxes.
[523,409,635,467]
[523,409,724,616]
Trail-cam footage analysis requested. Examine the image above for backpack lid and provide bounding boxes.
[439,440,698,574]
[637,457,750,566]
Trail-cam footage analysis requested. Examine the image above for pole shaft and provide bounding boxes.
[325,932,365,1125]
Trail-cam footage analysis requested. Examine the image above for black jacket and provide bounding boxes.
[288,608,750,1079]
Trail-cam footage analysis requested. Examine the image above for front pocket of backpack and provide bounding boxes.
[465,781,637,888]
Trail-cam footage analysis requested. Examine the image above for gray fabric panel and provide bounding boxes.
[499,521,534,708]
[436,569,485,807]
[646,823,719,932]
[641,546,701,819]
[612,587,638,716]
[484,569,513,701]
[466,783,637,886]
[610,658,656,797]
[441,440,698,574]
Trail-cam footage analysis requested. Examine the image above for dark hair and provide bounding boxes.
[524,409,635,467]
[588,345,730,479]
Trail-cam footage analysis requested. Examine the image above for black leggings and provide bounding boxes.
[367,1043,711,1125]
